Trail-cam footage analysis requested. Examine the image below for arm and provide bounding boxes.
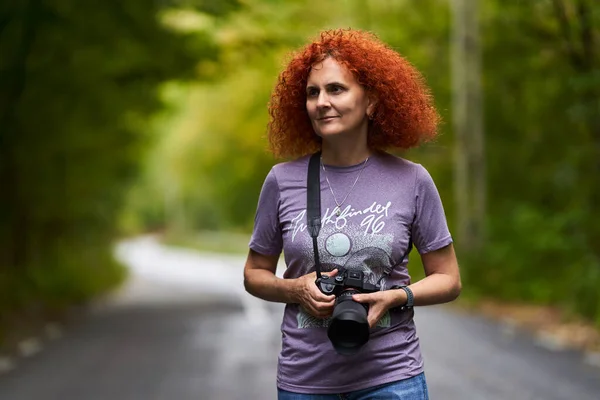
[353,165,461,327]
[353,243,461,327]
[243,249,295,303]
[402,164,461,306]
[389,243,461,307]
[243,249,338,318]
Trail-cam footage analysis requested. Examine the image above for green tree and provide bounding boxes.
[131,0,452,233]
[0,0,239,335]
[468,0,600,322]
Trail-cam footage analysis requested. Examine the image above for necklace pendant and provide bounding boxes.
[335,208,341,216]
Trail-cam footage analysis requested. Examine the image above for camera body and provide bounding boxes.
[315,268,382,355]
[316,268,380,297]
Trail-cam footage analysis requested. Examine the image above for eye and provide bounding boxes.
[328,85,344,94]
[306,87,319,97]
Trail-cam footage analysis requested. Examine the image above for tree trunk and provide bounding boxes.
[451,0,485,253]
[0,0,40,269]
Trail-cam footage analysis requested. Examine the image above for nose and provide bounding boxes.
[316,91,330,109]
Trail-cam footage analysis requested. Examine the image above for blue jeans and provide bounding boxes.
[277,372,429,400]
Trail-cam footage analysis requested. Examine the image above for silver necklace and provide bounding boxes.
[321,156,369,216]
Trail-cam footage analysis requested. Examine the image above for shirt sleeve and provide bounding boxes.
[411,164,453,254]
[248,168,283,256]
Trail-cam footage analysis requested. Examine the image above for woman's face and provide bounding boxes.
[306,58,374,141]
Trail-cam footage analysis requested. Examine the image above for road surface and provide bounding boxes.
[0,236,598,399]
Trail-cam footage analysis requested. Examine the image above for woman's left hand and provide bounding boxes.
[352,290,401,328]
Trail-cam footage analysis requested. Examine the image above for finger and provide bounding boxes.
[302,302,322,317]
[309,304,333,319]
[313,308,330,318]
[312,292,335,304]
[368,312,381,328]
[309,307,323,318]
[311,297,334,308]
[305,295,334,312]
[369,317,376,329]
[352,293,374,303]
[368,305,388,328]
[316,299,336,312]
[311,286,336,302]
[319,269,338,281]
[316,268,338,277]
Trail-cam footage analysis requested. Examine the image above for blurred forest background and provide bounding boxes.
[1,0,599,344]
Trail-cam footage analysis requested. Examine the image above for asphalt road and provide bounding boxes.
[0,237,598,400]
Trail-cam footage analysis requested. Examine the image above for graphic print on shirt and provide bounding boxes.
[288,201,399,329]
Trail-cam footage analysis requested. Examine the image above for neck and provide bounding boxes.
[320,140,371,167]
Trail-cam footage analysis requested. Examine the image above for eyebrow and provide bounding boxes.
[306,81,347,88]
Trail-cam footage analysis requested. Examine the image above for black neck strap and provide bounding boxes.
[306,151,413,285]
[306,152,322,280]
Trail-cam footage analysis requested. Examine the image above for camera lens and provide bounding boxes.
[327,289,370,355]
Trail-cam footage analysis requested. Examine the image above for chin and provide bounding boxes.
[315,128,344,138]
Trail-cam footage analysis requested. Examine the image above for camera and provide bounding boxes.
[316,268,381,355]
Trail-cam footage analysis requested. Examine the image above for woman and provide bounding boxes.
[244,29,461,399]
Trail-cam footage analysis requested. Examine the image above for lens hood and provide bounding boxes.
[327,294,370,355]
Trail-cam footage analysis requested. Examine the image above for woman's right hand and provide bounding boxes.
[293,269,338,318]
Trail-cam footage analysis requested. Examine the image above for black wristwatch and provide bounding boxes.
[391,285,414,309]
[400,285,414,309]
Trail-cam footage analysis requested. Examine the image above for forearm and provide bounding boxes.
[410,272,461,306]
[388,273,461,308]
[243,268,299,304]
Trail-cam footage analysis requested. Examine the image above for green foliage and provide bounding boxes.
[457,0,600,324]
[0,0,240,336]
[123,0,452,233]
[162,230,251,255]
[121,0,599,328]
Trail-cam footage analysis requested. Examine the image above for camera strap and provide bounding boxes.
[307,152,323,280]
[306,151,413,285]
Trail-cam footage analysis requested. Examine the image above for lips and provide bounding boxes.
[318,116,338,121]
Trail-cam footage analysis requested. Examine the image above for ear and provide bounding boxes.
[367,95,378,119]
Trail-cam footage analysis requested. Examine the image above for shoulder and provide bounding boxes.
[270,154,311,183]
[372,152,439,195]
[372,151,423,176]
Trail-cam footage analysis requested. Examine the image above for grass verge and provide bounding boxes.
[161,230,251,255]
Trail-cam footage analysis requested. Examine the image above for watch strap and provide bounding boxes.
[391,285,414,309]
[400,285,414,308]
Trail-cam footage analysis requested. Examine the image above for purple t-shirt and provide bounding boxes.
[249,151,452,394]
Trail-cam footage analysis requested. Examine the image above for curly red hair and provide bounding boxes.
[267,29,441,159]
